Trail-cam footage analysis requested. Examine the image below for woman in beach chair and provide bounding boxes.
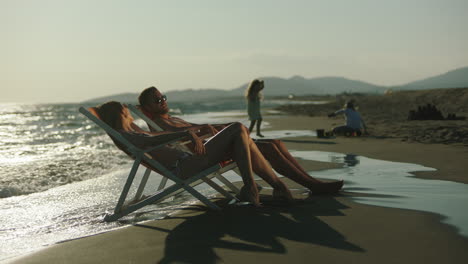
[136,86,344,195]
[97,101,298,207]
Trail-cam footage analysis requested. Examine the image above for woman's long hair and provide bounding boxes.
[97,101,125,130]
[245,79,264,101]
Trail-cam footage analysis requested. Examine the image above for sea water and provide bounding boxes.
[1,101,467,262]
[0,100,315,261]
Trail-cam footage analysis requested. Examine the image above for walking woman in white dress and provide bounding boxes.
[246,79,265,137]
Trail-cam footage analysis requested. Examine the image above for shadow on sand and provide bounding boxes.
[135,196,365,263]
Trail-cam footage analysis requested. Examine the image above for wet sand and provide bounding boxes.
[267,115,468,184]
[10,114,468,264]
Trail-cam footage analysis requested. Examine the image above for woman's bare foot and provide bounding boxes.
[239,185,261,207]
[272,181,294,204]
[308,180,344,195]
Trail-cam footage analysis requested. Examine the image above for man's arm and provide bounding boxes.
[122,129,188,147]
[328,109,344,117]
[153,116,226,136]
[130,122,180,137]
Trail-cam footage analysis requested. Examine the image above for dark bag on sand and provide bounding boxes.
[316,129,325,138]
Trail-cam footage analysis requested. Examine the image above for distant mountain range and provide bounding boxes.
[393,66,468,90]
[83,66,468,103]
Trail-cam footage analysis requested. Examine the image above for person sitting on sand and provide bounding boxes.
[136,86,344,195]
[328,101,367,136]
[97,101,295,207]
[246,79,265,137]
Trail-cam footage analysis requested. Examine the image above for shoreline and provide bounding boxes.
[266,114,468,184]
[9,113,468,264]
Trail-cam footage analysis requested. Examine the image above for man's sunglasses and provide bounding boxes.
[154,95,167,104]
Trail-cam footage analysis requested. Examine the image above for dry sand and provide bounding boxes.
[11,112,468,264]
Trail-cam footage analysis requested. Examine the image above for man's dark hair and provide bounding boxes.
[345,101,355,109]
[138,86,157,107]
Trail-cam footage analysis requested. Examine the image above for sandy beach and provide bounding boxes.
[4,1,468,262]
[277,87,468,146]
[10,106,468,264]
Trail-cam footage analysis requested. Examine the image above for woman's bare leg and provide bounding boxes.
[246,140,293,202]
[240,126,317,187]
[220,124,293,202]
[256,119,264,137]
[179,123,260,206]
[230,128,293,201]
[255,139,343,194]
[265,140,317,179]
[267,139,343,193]
[255,140,321,185]
[248,120,256,134]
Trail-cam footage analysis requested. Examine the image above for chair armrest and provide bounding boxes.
[141,132,189,153]
[178,133,212,146]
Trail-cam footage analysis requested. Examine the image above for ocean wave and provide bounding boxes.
[0,103,132,199]
[0,157,130,199]
[0,186,26,198]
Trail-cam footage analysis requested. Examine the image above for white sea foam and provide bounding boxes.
[0,165,229,262]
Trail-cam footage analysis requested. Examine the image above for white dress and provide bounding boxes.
[247,97,262,121]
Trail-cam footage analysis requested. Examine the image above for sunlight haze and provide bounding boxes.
[1,0,467,103]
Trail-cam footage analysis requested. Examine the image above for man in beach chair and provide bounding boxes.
[135,86,344,195]
[127,103,243,196]
[84,101,298,218]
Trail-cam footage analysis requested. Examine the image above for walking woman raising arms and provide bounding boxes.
[246,79,265,137]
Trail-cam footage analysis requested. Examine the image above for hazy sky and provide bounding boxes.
[2,0,467,103]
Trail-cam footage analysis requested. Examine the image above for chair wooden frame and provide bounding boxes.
[79,106,239,222]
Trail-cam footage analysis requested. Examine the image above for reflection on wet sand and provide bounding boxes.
[289,150,468,238]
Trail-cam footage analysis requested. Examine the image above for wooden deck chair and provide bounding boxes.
[79,106,239,222]
[127,104,242,195]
